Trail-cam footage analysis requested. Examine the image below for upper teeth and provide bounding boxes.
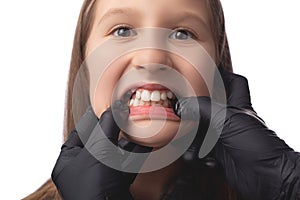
[129,89,175,107]
[141,90,151,101]
[136,90,141,99]
[136,89,174,102]
[161,92,167,100]
[150,91,160,101]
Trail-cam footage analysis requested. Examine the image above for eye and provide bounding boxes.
[111,25,137,37]
[169,29,195,40]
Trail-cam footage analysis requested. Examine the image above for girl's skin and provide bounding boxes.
[87,0,215,146]
[85,0,216,199]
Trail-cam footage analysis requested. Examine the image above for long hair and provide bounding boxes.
[23,1,237,199]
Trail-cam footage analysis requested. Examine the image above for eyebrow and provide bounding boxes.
[98,7,140,26]
[98,7,210,31]
[173,11,210,30]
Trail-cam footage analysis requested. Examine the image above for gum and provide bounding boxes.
[129,106,180,121]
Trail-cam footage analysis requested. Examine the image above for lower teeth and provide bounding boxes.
[129,99,170,107]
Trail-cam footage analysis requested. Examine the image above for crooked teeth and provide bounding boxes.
[161,92,167,100]
[140,100,145,105]
[136,90,141,99]
[163,100,169,107]
[129,99,134,106]
[133,99,139,106]
[167,91,173,99]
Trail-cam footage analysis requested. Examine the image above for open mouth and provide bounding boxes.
[126,84,180,121]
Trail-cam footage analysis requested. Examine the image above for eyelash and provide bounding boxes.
[109,24,136,37]
[175,27,197,39]
[108,24,198,39]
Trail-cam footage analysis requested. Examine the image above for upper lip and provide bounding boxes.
[136,83,170,90]
[121,82,180,101]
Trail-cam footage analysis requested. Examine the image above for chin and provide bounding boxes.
[121,119,180,148]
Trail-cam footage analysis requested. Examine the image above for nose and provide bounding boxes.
[131,49,173,72]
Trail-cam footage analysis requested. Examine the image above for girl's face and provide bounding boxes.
[85,0,215,147]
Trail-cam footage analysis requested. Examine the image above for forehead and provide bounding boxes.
[93,0,210,26]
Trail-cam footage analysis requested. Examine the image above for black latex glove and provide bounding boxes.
[51,103,151,200]
[174,69,300,200]
[180,68,256,165]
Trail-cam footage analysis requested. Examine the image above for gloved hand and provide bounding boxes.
[179,68,255,165]
[174,69,300,200]
[51,102,151,200]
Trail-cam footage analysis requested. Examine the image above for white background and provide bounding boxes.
[0,1,299,199]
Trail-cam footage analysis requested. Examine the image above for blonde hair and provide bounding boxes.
[23,1,236,199]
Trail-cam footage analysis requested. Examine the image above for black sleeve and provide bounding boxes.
[214,111,300,200]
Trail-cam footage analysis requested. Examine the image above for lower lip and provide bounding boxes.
[129,106,180,121]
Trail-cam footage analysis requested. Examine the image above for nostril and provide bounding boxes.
[159,66,167,71]
[136,65,145,70]
[136,64,168,72]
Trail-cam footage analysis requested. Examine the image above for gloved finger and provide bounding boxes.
[118,137,152,184]
[118,137,152,155]
[118,137,136,151]
[174,96,211,121]
[219,67,254,111]
[62,130,84,150]
[97,108,121,145]
[181,128,206,164]
[60,106,98,150]
[73,106,99,147]
[52,130,83,181]
[80,101,128,165]
[174,97,212,164]
[111,100,130,130]
[202,156,219,169]
[181,112,210,164]
[82,99,128,148]
[100,99,130,143]
[77,107,122,170]
[52,107,98,181]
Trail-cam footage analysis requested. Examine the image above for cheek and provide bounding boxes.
[92,74,114,117]
[89,59,127,117]
[173,57,214,97]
